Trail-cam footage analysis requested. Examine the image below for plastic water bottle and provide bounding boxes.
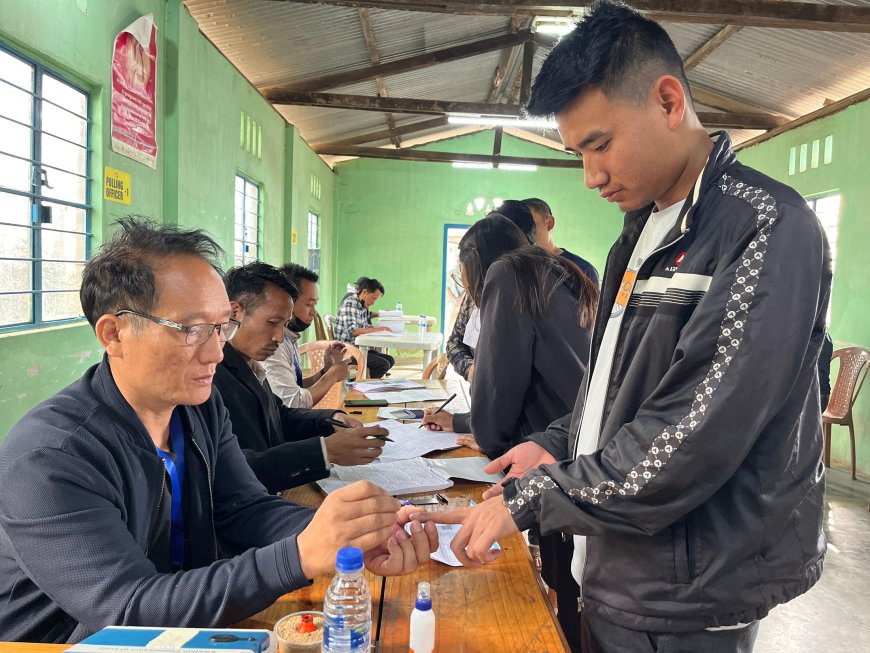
[395,301,403,314]
[418,315,427,336]
[322,547,371,652]
[409,582,435,653]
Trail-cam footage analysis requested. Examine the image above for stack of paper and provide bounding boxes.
[353,379,423,392]
[316,455,504,496]
[369,419,461,462]
[404,501,500,567]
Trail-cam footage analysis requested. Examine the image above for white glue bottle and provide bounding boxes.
[409,581,435,653]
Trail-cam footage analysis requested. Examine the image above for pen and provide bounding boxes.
[418,392,457,428]
[434,493,449,505]
[328,418,394,441]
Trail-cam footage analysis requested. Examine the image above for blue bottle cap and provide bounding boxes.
[335,546,364,572]
[414,581,432,611]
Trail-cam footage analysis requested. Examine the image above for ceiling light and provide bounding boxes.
[447,115,557,129]
[535,22,575,36]
[453,162,493,170]
[499,163,538,172]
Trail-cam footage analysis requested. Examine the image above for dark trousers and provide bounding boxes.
[366,350,395,378]
[540,533,583,653]
[582,613,759,653]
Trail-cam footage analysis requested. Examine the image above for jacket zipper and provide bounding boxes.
[190,436,219,559]
[572,222,694,610]
[145,469,165,558]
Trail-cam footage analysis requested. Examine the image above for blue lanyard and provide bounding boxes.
[155,410,185,569]
[291,342,304,387]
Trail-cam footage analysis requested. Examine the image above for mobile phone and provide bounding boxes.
[344,398,389,407]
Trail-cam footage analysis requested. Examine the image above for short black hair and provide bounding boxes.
[493,200,536,244]
[526,0,691,117]
[80,216,225,328]
[358,278,385,295]
[524,198,552,217]
[281,262,319,291]
[224,261,298,311]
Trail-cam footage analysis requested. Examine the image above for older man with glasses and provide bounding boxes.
[0,217,436,644]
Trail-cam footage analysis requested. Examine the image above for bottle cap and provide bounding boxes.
[414,581,432,611]
[335,546,364,572]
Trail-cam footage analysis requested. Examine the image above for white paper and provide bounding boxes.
[368,420,461,462]
[353,379,423,392]
[365,388,450,403]
[427,456,505,484]
[317,457,453,496]
[462,306,481,349]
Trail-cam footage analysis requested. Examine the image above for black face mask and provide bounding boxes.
[289,317,312,334]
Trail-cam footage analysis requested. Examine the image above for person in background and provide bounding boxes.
[215,262,385,492]
[414,3,830,651]
[524,197,600,287]
[262,263,350,409]
[446,207,535,383]
[334,277,395,378]
[0,218,436,644]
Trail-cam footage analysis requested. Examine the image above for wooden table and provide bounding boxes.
[1,381,566,652]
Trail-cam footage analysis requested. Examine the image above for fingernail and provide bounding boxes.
[410,520,422,533]
[396,528,409,541]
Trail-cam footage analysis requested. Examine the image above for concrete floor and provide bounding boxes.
[755,467,870,652]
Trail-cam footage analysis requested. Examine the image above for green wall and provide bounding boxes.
[332,130,622,320]
[0,0,337,440]
[739,100,870,478]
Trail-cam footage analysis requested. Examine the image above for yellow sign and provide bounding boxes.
[104,166,131,204]
[291,228,298,246]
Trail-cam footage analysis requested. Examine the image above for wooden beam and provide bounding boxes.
[314,144,584,168]
[358,8,401,147]
[690,84,793,121]
[276,1,870,32]
[266,90,523,116]
[487,16,524,103]
[696,112,788,130]
[736,87,870,150]
[520,40,535,106]
[683,25,741,72]
[263,29,532,94]
[313,117,449,149]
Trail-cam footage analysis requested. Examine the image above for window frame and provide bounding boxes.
[233,173,262,267]
[0,42,93,333]
[307,210,320,274]
[805,191,840,326]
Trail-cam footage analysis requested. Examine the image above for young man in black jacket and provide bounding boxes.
[412,3,830,651]
[214,262,386,493]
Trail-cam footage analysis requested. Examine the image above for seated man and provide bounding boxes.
[0,218,435,643]
[215,262,384,492]
[262,262,350,409]
[334,277,394,378]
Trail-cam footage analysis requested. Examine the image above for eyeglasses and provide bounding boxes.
[114,310,241,346]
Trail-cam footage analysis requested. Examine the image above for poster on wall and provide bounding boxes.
[111,14,158,169]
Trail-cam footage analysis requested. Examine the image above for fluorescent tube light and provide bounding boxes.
[499,163,538,172]
[452,162,493,170]
[447,115,557,129]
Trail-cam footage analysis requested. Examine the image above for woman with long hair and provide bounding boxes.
[423,213,598,457]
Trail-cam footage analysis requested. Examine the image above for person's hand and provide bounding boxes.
[323,342,347,368]
[297,481,400,578]
[481,442,555,500]
[325,426,386,465]
[456,434,480,451]
[331,412,364,429]
[422,409,454,432]
[364,519,438,576]
[376,326,392,333]
[325,360,351,384]
[413,498,517,566]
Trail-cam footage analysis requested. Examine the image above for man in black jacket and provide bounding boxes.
[214,262,386,493]
[413,3,830,652]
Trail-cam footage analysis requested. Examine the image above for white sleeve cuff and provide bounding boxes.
[320,437,334,469]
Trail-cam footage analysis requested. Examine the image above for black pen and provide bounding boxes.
[418,392,457,429]
[327,418,394,442]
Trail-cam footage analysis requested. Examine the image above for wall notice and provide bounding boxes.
[104,166,131,204]
[111,14,158,168]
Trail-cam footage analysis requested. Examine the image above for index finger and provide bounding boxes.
[483,452,511,474]
[413,506,471,525]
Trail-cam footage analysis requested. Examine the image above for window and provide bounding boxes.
[806,193,841,325]
[0,46,91,329]
[307,211,320,274]
[234,175,260,266]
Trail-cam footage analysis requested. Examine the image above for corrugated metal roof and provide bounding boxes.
[184,0,870,153]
